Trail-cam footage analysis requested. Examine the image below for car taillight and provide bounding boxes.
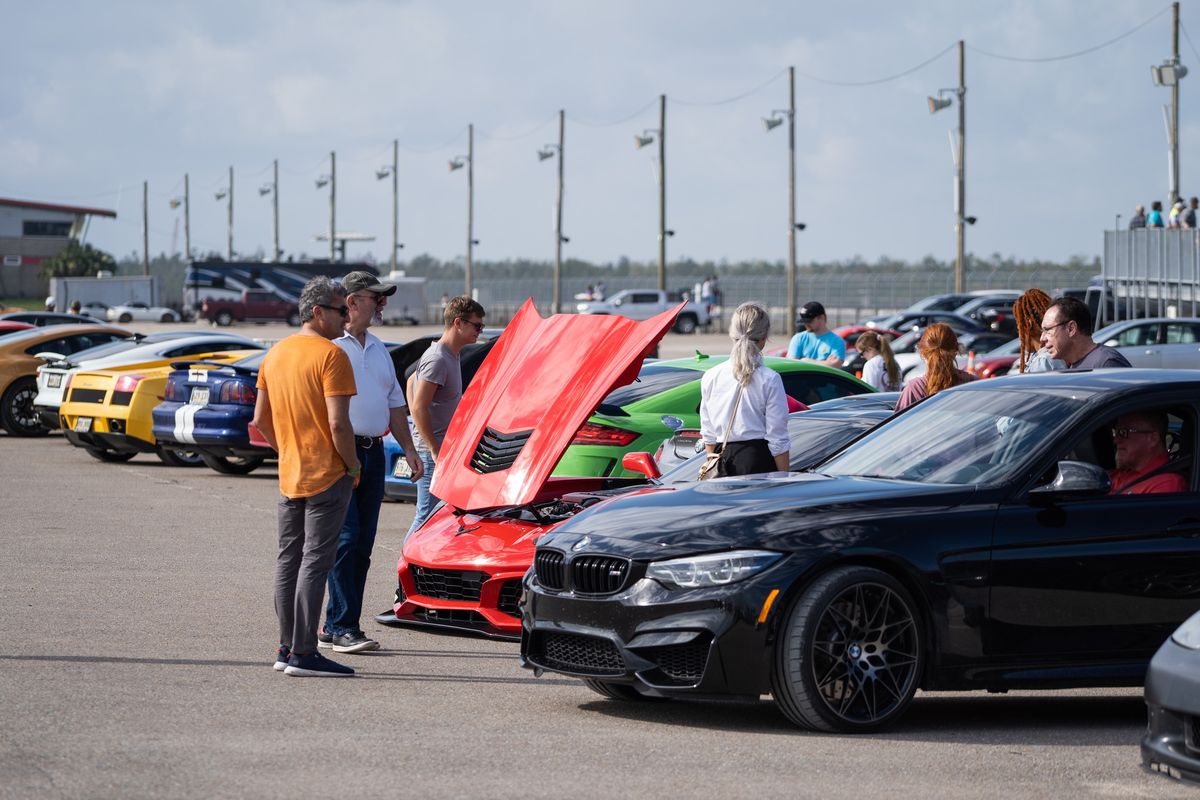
[571,421,639,447]
[219,382,257,405]
[164,380,179,401]
[113,375,144,393]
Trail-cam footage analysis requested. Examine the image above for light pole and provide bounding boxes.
[538,109,566,313]
[928,40,972,293]
[375,139,401,273]
[258,160,280,261]
[449,123,475,297]
[763,66,801,334]
[316,152,336,262]
[215,166,233,261]
[634,95,668,291]
[1152,2,1186,206]
[169,172,191,262]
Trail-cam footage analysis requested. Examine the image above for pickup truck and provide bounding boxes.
[202,290,300,327]
[576,289,711,333]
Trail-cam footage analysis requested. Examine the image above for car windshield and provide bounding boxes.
[819,387,1086,486]
[986,338,1021,356]
[889,329,923,353]
[600,365,699,408]
[908,294,968,312]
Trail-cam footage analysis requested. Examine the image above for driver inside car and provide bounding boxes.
[1108,410,1188,495]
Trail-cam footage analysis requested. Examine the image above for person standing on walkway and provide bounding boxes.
[252,276,360,678]
[700,302,790,476]
[1148,200,1166,228]
[1129,205,1147,229]
[406,295,486,538]
[787,301,845,367]
[317,271,423,655]
[896,323,975,411]
[1011,288,1064,373]
[854,330,901,391]
[1039,296,1132,370]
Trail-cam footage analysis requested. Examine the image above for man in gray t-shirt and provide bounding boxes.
[1040,296,1132,371]
[407,295,486,536]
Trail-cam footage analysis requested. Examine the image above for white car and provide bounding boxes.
[1091,317,1200,368]
[107,302,181,323]
[32,331,264,429]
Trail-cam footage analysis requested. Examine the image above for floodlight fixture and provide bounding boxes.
[315,175,330,189]
[448,157,466,171]
[927,90,954,114]
[375,166,393,180]
[214,189,227,201]
[762,110,789,133]
[1152,59,1188,87]
[537,146,556,161]
[258,184,272,196]
[634,131,657,149]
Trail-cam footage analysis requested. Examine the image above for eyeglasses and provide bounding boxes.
[1112,427,1156,440]
[317,303,350,318]
[1040,320,1068,335]
[459,318,484,332]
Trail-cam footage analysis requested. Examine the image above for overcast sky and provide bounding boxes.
[2,1,1195,268]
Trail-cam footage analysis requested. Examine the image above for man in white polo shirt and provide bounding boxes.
[318,271,423,654]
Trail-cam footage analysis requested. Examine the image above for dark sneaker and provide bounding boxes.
[283,652,355,678]
[317,632,333,649]
[273,645,291,672]
[331,631,381,654]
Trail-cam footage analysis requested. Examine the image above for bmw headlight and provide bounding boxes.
[647,550,781,589]
[1171,610,1200,650]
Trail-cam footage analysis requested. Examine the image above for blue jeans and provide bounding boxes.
[405,448,438,542]
[323,440,385,637]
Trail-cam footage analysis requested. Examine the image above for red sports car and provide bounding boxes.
[381,300,679,640]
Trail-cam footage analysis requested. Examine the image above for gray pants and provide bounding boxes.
[274,475,353,655]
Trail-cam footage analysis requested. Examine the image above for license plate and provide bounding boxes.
[189,387,210,405]
[48,374,62,388]
[74,417,92,433]
[392,458,413,479]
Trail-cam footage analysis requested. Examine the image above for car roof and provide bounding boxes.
[0,323,125,346]
[954,368,1200,396]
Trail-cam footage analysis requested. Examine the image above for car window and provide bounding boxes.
[25,337,73,356]
[166,342,232,357]
[1047,405,1193,495]
[1109,324,1159,347]
[780,372,867,406]
[70,333,127,353]
[1164,323,1200,344]
[630,292,659,304]
[600,366,698,408]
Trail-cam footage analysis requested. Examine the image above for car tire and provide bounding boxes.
[582,679,663,702]
[118,313,133,323]
[199,453,264,475]
[156,445,205,467]
[215,311,234,327]
[84,446,137,463]
[160,312,175,323]
[771,566,923,733]
[286,312,301,327]
[675,314,698,334]
[0,378,49,437]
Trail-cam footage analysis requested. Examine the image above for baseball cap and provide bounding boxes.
[797,301,826,321]
[341,270,397,296]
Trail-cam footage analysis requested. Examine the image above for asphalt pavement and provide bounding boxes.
[0,324,1194,799]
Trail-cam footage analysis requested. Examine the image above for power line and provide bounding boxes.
[1181,20,1200,65]
[568,98,659,127]
[672,68,788,106]
[970,6,1170,63]
[480,112,558,141]
[794,42,958,86]
[395,127,470,154]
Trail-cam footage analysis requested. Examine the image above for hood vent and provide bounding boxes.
[470,427,532,474]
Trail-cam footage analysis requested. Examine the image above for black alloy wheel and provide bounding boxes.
[215,311,234,327]
[198,453,264,475]
[84,446,137,463]
[1,378,49,436]
[772,566,923,733]
[583,679,664,702]
[675,314,698,334]
[156,444,205,467]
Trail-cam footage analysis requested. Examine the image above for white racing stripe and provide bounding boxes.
[173,402,202,444]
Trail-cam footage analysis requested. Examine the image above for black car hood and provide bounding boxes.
[539,472,977,560]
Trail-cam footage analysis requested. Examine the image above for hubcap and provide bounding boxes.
[810,582,919,725]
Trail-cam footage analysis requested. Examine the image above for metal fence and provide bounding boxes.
[422,267,1096,331]
[1102,229,1200,324]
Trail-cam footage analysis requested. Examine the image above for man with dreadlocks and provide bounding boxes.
[1012,288,1064,373]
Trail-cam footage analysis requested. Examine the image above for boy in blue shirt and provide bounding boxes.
[787,301,845,367]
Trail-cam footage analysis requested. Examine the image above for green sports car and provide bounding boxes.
[551,354,874,478]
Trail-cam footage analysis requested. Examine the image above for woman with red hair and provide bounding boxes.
[896,323,976,411]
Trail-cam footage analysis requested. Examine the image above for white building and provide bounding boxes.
[0,197,117,298]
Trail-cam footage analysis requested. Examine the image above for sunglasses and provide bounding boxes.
[317,303,350,318]
[1112,427,1156,440]
[459,318,484,332]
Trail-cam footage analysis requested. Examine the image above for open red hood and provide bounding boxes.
[431,299,680,511]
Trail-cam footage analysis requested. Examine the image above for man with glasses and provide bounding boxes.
[1108,410,1187,494]
[253,276,360,678]
[1039,296,1131,370]
[314,271,424,655]
[406,295,486,538]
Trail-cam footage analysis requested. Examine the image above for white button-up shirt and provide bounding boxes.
[334,330,406,437]
[699,360,789,456]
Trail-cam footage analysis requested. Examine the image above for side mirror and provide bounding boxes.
[612,298,623,307]
[621,451,661,480]
[1029,460,1111,500]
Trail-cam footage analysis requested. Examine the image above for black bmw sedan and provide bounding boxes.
[520,369,1200,733]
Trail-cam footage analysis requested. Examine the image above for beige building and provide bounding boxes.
[0,197,117,299]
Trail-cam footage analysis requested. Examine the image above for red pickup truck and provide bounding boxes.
[202,290,301,327]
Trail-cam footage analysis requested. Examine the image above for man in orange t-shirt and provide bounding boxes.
[252,276,360,678]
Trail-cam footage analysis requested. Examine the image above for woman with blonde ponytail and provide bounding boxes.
[855,330,901,392]
[895,323,975,411]
[699,302,790,476]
